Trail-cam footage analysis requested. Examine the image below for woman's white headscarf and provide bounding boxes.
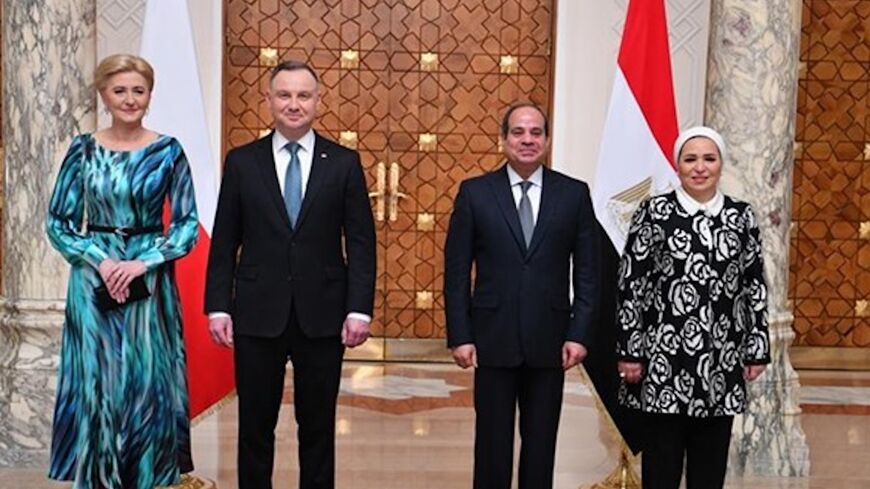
[672,126,726,213]
[673,126,726,164]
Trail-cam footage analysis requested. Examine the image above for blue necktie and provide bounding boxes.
[284,141,302,228]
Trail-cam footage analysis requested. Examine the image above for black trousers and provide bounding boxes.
[473,365,565,489]
[641,413,734,489]
[234,312,345,489]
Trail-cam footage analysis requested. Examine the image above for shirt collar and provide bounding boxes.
[506,164,543,188]
[272,128,315,155]
[676,186,724,217]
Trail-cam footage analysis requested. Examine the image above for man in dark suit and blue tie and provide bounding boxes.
[445,102,600,489]
[205,61,376,489]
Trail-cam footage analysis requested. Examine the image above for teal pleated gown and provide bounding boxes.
[46,133,198,489]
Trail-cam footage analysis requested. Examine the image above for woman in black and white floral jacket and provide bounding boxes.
[615,126,771,489]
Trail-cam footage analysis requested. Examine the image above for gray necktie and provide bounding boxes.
[284,141,302,228]
[518,180,534,246]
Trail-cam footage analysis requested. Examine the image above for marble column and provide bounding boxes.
[0,1,96,467]
[705,0,810,478]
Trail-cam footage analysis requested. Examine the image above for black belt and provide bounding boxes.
[87,224,163,237]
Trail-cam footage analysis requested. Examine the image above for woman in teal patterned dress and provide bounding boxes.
[45,54,198,489]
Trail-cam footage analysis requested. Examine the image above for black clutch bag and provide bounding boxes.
[95,276,151,311]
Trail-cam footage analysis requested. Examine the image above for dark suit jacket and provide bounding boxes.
[444,165,599,368]
[205,131,376,338]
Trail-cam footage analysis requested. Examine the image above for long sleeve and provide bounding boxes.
[568,182,600,344]
[134,141,199,271]
[342,152,377,316]
[204,152,243,314]
[444,181,475,348]
[615,199,656,361]
[740,204,771,365]
[46,135,109,269]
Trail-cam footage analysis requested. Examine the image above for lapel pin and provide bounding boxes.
[320,153,327,158]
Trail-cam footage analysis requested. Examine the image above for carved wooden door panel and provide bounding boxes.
[224,0,553,359]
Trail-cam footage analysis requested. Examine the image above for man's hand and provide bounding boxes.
[744,364,766,381]
[618,361,643,384]
[342,317,370,348]
[452,343,477,369]
[209,316,234,348]
[562,341,587,370]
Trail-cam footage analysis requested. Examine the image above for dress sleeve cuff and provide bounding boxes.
[83,243,109,269]
[136,248,166,271]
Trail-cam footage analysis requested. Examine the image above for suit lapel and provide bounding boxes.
[293,132,328,232]
[488,165,527,254]
[526,168,560,259]
[255,133,292,228]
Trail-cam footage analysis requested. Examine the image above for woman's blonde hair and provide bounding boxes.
[94,54,155,91]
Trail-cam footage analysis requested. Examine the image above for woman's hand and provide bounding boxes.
[618,361,644,384]
[103,260,147,302]
[744,364,766,381]
[98,259,123,302]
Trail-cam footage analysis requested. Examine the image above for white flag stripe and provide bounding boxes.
[140,0,217,234]
[592,69,679,253]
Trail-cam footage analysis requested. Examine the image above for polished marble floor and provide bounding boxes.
[4,364,870,489]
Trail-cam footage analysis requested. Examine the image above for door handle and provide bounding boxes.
[368,162,386,221]
[388,162,408,222]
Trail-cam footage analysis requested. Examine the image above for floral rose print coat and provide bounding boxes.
[615,191,771,417]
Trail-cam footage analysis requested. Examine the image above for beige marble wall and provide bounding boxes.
[0,0,96,467]
[706,0,810,478]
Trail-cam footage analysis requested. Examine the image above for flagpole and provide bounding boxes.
[577,365,641,489]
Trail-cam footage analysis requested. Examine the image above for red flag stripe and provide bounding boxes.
[617,0,679,169]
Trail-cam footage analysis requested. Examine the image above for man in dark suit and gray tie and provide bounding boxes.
[205,61,376,489]
[445,102,600,489]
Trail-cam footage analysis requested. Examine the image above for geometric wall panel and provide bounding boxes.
[790,0,870,347]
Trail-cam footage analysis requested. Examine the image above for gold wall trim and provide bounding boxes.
[791,346,870,371]
[416,213,435,231]
[259,47,278,66]
[420,52,438,71]
[340,49,360,69]
[339,130,358,149]
[418,133,437,152]
[499,54,517,74]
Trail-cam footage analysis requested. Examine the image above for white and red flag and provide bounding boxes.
[592,0,681,253]
[141,0,235,419]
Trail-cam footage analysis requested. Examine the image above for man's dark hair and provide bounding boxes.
[270,60,319,84]
[500,102,549,138]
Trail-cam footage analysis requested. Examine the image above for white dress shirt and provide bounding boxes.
[506,164,543,223]
[273,129,315,197]
[209,129,371,325]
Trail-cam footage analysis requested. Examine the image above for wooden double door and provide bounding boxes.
[224,0,554,358]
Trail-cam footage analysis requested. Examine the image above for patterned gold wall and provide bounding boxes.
[790,0,869,347]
